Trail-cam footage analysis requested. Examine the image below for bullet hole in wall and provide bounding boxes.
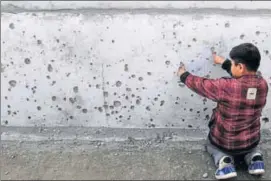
[24,58,31,64]
[37,40,42,45]
[77,105,82,109]
[224,22,230,28]
[103,91,109,97]
[9,80,17,87]
[124,64,129,72]
[69,97,76,104]
[113,101,121,107]
[37,106,41,111]
[192,38,197,42]
[205,115,210,120]
[98,107,103,112]
[138,77,143,81]
[203,107,208,111]
[28,116,31,119]
[103,105,109,110]
[148,123,156,128]
[4,120,8,125]
[146,106,151,111]
[47,64,53,72]
[256,31,260,36]
[52,96,56,101]
[165,60,171,65]
[205,74,211,78]
[240,34,245,40]
[112,40,115,43]
[264,50,269,55]
[160,100,165,106]
[51,81,56,86]
[262,117,269,123]
[9,23,15,29]
[82,108,88,113]
[188,125,193,128]
[73,86,79,93]
[116,81,122,87]
[96,84,101,89]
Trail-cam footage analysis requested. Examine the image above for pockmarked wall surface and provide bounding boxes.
[1,1,271,132]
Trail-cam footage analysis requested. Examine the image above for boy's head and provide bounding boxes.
[229,43,261,78]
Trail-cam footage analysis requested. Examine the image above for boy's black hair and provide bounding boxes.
[229,43,261,72]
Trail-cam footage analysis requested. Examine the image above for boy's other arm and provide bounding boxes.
[180,72,223,102]
[221,59,232,76]
[213,53,232,76]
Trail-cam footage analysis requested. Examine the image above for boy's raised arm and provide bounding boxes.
[213,52,232,76]
[179,72,223,102]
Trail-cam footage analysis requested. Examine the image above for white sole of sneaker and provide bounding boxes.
[249,169,265,175]
[215,172,237,180]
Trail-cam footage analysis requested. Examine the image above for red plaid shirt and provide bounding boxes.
[180,60,268,152]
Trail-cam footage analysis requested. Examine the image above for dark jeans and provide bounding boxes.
[205,138,263,167]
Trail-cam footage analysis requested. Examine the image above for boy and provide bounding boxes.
[177,43,268,180]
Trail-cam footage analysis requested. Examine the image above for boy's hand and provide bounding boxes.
[177,62,186,76]
[212,52,225,65]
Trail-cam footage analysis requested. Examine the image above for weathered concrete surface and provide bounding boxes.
[2,11,271,130]
[2,1,271,10]
[1,2,271,180]
[2,140,271,180]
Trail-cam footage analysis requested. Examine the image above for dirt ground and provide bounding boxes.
[1,139,271,180]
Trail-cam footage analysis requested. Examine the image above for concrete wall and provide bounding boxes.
[1,2,271,133]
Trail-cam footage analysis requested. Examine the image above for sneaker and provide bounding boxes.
[248,154,265,175]
[215,156,237,180]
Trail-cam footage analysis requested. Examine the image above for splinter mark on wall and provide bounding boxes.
[9,80,17,87]
[73,86,79,93]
